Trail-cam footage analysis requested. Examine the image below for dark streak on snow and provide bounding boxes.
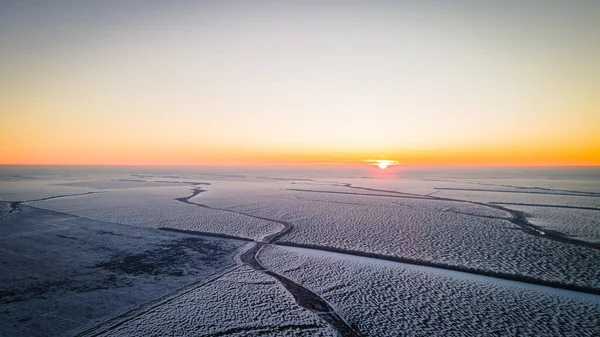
[158,227,252,242]
[22,191,105,203]
[0,201,22,222]
[203,323,326,337]
[240,242,362,336]
[286,188,432,200]
[467,182,600,197]
[490,202,600,211]
[420,178,600,197]
[441,209,510,222]
[175,187,206,202]
[434,187,600,198]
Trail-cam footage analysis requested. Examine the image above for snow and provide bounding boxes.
[95,266,336,337]
[199,189,600,290]
[434,189,600,208]
[0,179,93,201]
[500,204,600,243]
[2,166,600,336]
[259,245,600,336]
[26,186,281,241]
[0,205,246,337]
[20,174,600,291]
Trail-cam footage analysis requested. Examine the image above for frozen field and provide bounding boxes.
[259,245,600,336]
[0,204,246,336]
[92,266,337,337]
[1,166,599,336]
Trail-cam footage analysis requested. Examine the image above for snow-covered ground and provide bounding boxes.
[433,189,600,209]
[0,204,247,337]
[502,204,600,242]
[95,266,336,337]
[259,245,600,336]
[184,182,600,290]
[26,186,282,241]
[1,166,599,336]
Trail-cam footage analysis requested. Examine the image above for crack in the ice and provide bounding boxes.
[434,187,600,198]
[250,244,362,337]
[158,227,252,242]
[490,202,600,211]
[292,195,370,206]
[21,191,105,203]
[203,323,326,337]
[286,188,432,200]
[471,181,600,197]
[420,178,600,197]
[0,202,20,222]
[441,209,511,221]
[332,183,432,198]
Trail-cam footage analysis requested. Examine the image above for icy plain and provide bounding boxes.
[1,166,599,336]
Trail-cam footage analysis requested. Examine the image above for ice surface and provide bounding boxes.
[199,187,511,222]
[2,166,600,335]
[457,177,600,194]
[54,179,197,189]
[199,189,600,291]
[95,266,336,337]
[0,203,11,219]
[501,204,600,242]
[0,179,93,202]
[26,186,281,241]
[27,176,600,291]
[434,189,600,208]
[259,245,600,336]
[0,205,246,337]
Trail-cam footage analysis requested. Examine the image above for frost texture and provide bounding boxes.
[27,186,280,241]
[435,189,600,208]
[202,191,600,290]
[259,245,600,337]
[98,266,336,337]
[504,205,600,242]
[0,205,246,337]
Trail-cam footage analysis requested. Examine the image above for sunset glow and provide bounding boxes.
[1,2,599,166]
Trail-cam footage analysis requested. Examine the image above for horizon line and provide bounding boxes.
[1,163,599,168]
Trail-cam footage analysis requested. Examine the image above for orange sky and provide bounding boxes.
[1,2,599,166]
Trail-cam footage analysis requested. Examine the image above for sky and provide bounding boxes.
[0,0,598,166]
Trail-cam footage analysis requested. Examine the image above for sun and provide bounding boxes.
[364,159,398,169]
[378,161,389,169]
